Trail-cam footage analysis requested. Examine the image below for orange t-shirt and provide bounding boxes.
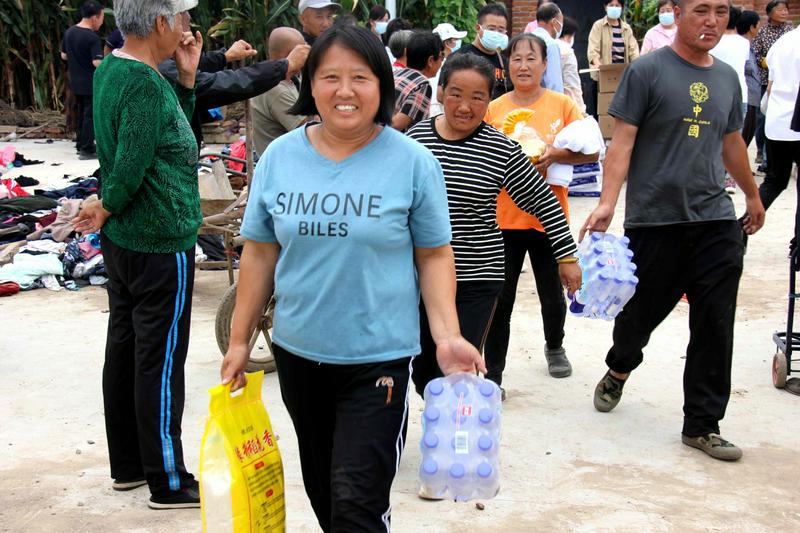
[484,90,582,231]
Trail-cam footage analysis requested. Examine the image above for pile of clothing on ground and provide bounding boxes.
[0,172,106,297]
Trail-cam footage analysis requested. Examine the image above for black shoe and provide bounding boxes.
[593,370,627,412]
[112,478,147,491]
[148,481,200,510]
[544,345,572,378]
[78,151,98,160]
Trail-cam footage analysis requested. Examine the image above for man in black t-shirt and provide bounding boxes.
[455,3,512,100]
[61,0,104,159]
[582,0,765,462]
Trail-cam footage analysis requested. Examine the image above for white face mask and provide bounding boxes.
[567,37,574,48]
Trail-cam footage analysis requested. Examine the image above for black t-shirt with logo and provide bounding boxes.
[61,26,103,95]
[455,44,512,100]
[609,46,742,228]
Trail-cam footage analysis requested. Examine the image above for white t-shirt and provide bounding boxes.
[766,27,800,141]
[710,33,749,104]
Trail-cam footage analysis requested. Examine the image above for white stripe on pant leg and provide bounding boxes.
[382,356,414,533]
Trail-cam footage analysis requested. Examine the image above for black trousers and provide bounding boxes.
[273,345,412,533]
[411,280,504,396]
[741,104,757,149]
[75,93,95,154]
[605,221,744,437]
[760,139,800,244]
[484,229,566,385]
[101,234,196,495]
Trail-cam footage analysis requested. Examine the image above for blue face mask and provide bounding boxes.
[658,12,674,26]
[606,6,622,20]
[450,39,462,52]
[480,29,508,51]
[375,21,388,35]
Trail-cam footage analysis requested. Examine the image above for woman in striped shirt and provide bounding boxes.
[406,52,581,397]
[587,0,639,71]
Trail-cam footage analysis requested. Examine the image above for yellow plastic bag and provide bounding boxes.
[200,371,285,532]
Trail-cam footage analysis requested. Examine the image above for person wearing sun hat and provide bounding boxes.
[428,22,468,115]
[298,0,341,45]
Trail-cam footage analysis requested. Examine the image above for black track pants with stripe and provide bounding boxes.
[101,234,196,495]
[273,344,413,533]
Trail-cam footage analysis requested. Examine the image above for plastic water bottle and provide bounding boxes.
[420,373,502,501]
[571,232,639,320]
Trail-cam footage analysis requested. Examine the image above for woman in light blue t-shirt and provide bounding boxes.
[219,26,483,531]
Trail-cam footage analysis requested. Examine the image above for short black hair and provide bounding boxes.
[369,5,389,22]
[81,0,103,18]
[562,16,579,38]
[657,0,674,8]
[439,52,495,95]
[406,31,443,71]
[766,1,789,15]
[383,17,412,46]
[477,3,509,25]
[536,3,561,23]
[508,33,547,62]
[603,0,624,6]
[736,10,760,35]
[289,25,395,125]
[727,6,741,30]
[334,13,358,28]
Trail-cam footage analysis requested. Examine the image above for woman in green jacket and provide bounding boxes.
[72,0,204,510]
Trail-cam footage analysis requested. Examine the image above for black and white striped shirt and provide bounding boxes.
[406,118,577,281]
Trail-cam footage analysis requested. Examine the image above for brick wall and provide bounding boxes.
[508,0,800,36]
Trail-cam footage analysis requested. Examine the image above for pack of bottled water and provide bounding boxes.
[419,373,502,501]
[570,232,639,320]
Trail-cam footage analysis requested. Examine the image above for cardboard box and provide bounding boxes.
[598,64,627,93]
[597,92,615,115]
[599,114,615,139]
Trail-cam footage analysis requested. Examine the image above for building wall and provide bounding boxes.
[507,0,800,36]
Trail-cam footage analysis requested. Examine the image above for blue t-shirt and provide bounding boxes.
[241,125,452,364]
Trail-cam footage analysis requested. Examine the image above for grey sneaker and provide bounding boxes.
[593,370,626,412]
[681,433,742,461]
[544,345,572,378]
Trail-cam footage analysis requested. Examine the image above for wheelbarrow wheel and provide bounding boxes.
[215,282,276,374]
[772,352,788,389]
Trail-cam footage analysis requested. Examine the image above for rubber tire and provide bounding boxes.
[215,282,276,373]
[772,352,788,389]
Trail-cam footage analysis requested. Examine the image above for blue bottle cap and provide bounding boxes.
[621,236,630,245]
[591,232,602,241]
[477,462,493,478]
[452,382,469,398]
[423,432,439,448]
[478,435,493,451]
[613,276,624,284]
[427,380,444,396]
[424,406,440,422]
[422,459,438,475]
[479,381,495,397]
[478,408,493,424]
[449,463,465,479]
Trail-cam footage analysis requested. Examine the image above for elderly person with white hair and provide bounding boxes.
[72,0,204,510]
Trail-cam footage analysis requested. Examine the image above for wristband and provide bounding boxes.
[557,256,578,264]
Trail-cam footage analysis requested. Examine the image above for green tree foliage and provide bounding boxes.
[0,0,438,111]
[624,0,659,42]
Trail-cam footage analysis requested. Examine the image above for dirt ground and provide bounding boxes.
[1,139,799,533]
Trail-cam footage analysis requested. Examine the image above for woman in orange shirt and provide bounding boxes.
[484,33,598,389]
